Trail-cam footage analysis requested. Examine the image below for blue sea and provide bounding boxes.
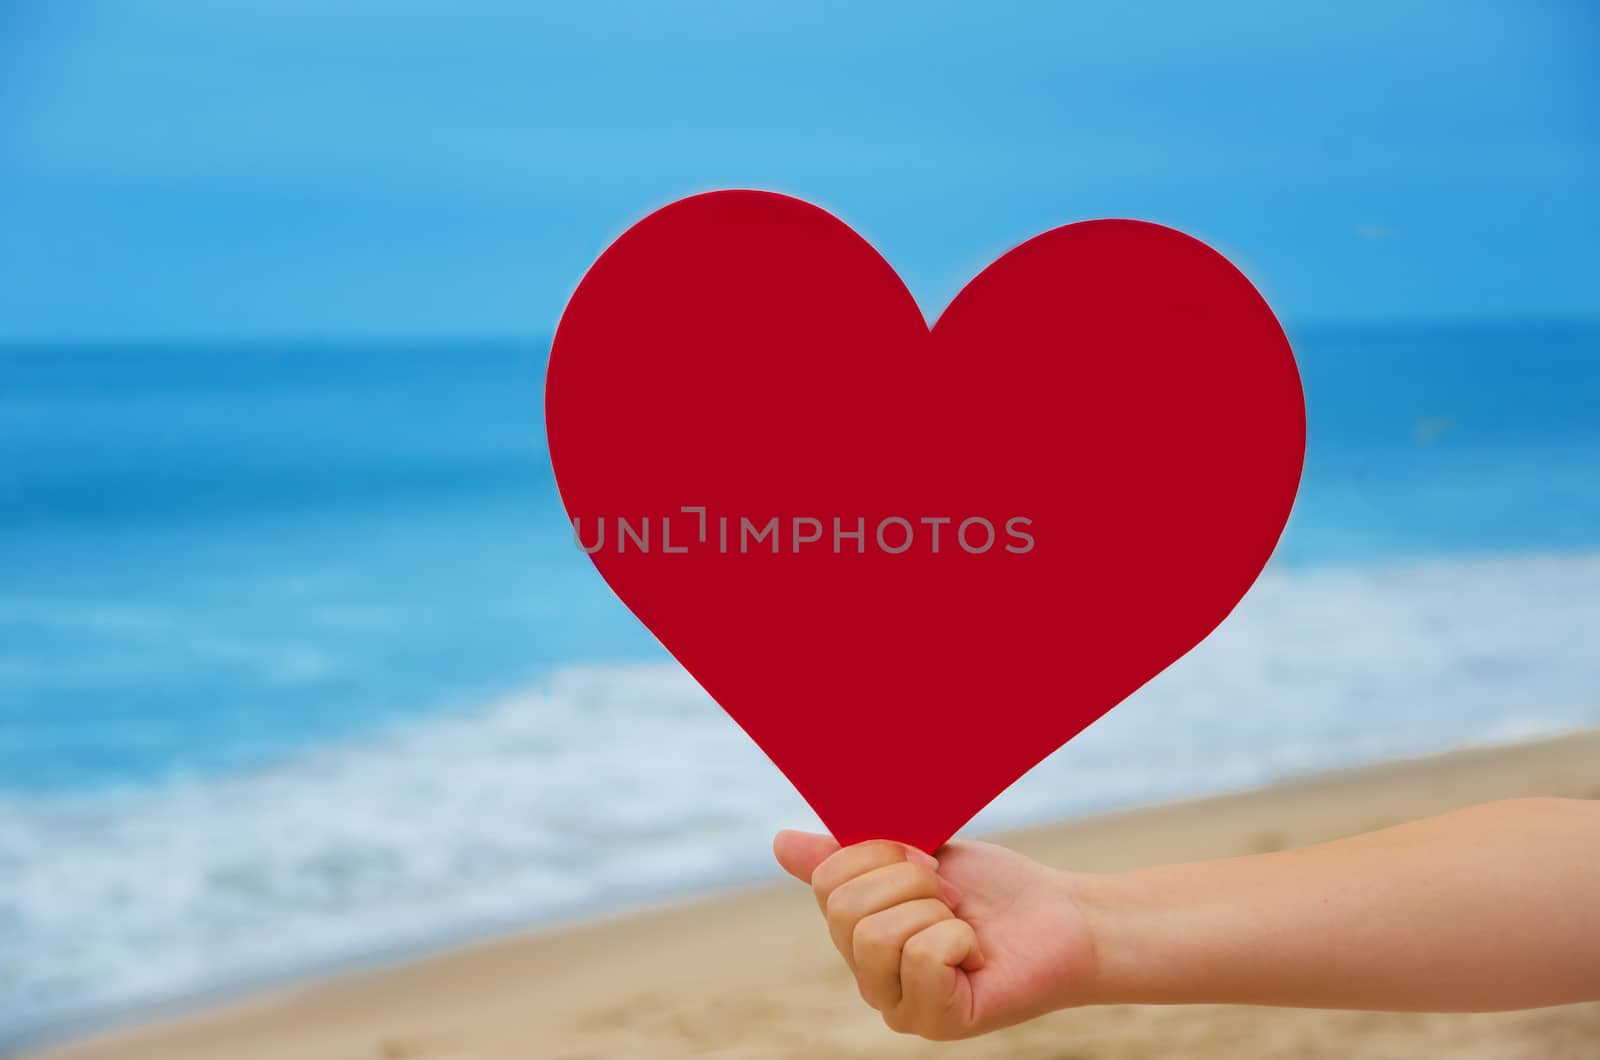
[2,323,1598,1046]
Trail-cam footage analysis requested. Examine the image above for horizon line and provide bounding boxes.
[2,313,1600,354]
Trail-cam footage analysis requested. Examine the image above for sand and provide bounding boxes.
[28,729,1600,1060]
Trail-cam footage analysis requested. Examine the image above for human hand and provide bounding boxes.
[778,799,1600,1029]
[773,830,1099,1039]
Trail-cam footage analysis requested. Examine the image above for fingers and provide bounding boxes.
[893,918,984,1038]
[780,835,980,1038]
[825,860,945,969]
[811,839,937,916]
[852,898,953,1010]
[772,829,840,883]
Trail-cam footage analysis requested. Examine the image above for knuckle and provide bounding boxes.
[852,914,895,955]
[824,883,860,925]
[902,929,941,964]
[813,841,898,897]
[810,867,845,902]
[869,861,933,902]
[880,1006,916,1035]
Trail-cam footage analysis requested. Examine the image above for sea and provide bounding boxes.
[2,321,1598,1047]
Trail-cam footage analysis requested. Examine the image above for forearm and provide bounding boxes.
[1073,797,1600,1011]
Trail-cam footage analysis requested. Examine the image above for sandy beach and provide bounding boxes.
[28,729,1600,1060]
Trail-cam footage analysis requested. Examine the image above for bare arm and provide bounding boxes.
[1079,797,1600,1012]
[774,797,1600,1039]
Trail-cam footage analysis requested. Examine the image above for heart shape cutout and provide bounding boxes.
[546,190,1304,852]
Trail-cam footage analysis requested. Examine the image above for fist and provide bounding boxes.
[774,830,1097,1040]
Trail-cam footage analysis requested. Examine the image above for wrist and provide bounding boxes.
[1058,866,1162,1008]
[1068,858,1255,1008]
[1043,866,1125,1009]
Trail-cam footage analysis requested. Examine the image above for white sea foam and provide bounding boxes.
[4,549,1600,1042]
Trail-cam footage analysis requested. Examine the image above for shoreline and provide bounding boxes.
[25,727,1600,1060]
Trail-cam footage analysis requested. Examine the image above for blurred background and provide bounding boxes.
[1,1,1596,1048]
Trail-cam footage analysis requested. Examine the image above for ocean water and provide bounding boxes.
[2,323,1598,1045]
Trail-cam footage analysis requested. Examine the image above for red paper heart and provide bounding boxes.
[545,190,1304,853]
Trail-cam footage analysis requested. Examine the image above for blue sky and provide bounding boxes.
[1,1,1595,342]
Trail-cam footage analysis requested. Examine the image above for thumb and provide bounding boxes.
[773,829,840,883]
